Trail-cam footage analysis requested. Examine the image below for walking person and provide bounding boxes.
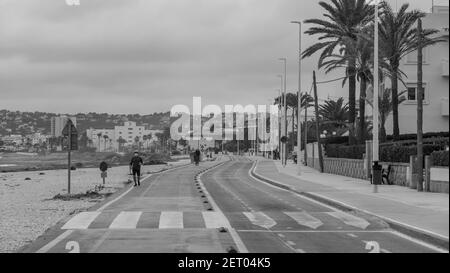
[129,151,144,187]
[194,149,201,166]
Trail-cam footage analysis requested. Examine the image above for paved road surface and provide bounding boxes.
[22,156,444,253]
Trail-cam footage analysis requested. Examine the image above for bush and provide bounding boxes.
[432,151,449,167]
[171,150,181,156]
[325,143,445,163]
[324,144,366,159]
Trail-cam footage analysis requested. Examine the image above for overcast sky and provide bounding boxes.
[0,0,446,114]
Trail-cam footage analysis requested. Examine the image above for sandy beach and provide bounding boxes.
[0,160,190,253]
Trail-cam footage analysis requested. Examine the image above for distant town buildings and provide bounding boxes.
[86,121,162,152]
[50,116,77,137]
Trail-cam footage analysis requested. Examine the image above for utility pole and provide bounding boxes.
[291,21,302,175]
[312,71,324,173]
[417,18,424,192]
[67,120,72,195]
[279,58,287,167]
[372,1,382,193]
[304,102,308,166]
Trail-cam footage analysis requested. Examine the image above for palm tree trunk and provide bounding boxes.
[358,75,367,144]
[391,62,400,140]
[348,59,357,145]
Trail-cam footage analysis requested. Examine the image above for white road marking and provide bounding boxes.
[36,230,74,253]
[243,212,277,229]
[326,211,370,230]
[61,212,101,230]
[159,211,183,229]
[284,211,323,229]
[347,233,358,238]
[296,249,306,253]
[109,211,142,229]
[389,231,448,253]
[202,211,231,228]
[287,241,296,246]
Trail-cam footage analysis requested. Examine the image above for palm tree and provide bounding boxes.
[96,133,102,151]
[117,136,126,152]
[321,36,375,144]
[366,87,407,142]
[103,135,109,151]
[378,1,444,140]
[302,0,375,144]
[318,97,350,135]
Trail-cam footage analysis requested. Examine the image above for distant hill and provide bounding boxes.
[0,110,172,136]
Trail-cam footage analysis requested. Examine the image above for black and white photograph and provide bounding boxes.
[0,0,448,268]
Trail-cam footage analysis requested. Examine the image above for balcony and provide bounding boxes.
[443,59,449,77]
[442,97,449,117]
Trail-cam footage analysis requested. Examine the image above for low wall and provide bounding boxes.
[430,167,449,194]
[307,157,409,185]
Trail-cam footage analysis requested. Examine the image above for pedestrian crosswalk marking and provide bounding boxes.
[109,211,142,229]
[61,212,100,229]
[243,212,276,229]
[326,211,370,230]
[159,211,184,229]
[61,210,372,230]
[284,211,323,229]
[202,212,231,228]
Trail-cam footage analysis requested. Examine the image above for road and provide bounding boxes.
[22,156,444,253]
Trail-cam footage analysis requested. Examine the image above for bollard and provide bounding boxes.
[409,156,418,189]
[425,156,431,192]
[372,161,382,193]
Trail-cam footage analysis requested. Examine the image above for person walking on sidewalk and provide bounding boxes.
[129,151,144,187]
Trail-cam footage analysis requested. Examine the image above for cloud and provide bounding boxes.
[0,0,439,114]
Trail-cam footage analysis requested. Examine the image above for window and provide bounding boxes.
[406,84,426,102]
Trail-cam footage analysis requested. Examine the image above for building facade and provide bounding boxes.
[86,121,161,152]
[383,6,449,135]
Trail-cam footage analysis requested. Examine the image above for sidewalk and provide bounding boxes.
[252,157,449,244]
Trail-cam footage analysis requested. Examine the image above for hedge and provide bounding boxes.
[321,132,449,145]
[325,144,445,163]
[432,151,449,167]
[324,144,366,159]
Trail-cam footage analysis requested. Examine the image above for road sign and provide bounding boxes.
[62,119,77,136]
[62,120,78,151]
[101,171,107,178]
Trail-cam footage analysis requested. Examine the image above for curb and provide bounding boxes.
[250,160,449,251]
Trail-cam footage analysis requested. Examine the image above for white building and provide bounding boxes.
[86,121,161,152]
[383,6,449,134]
[51,116,77,137]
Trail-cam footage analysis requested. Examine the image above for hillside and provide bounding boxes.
[0,110,172,136]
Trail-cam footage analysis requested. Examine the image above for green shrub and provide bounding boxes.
[431,151,449,167]
[324,144,366,159]
[325,143,444,163]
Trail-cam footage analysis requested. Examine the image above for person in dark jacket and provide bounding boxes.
[129,151,143,186]
[194,149,201,166]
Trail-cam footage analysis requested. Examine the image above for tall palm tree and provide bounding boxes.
[321,36,375,144]
[302,0,375,144]
[103,135,109,151]
[366,87,407,142]
[96,133,102,151]
[378,1,444,140]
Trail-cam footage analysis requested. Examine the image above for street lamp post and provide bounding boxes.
[279,58,287,167]
[372,1,381,193]
[291,20,302,175]
[276,76,283,162]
